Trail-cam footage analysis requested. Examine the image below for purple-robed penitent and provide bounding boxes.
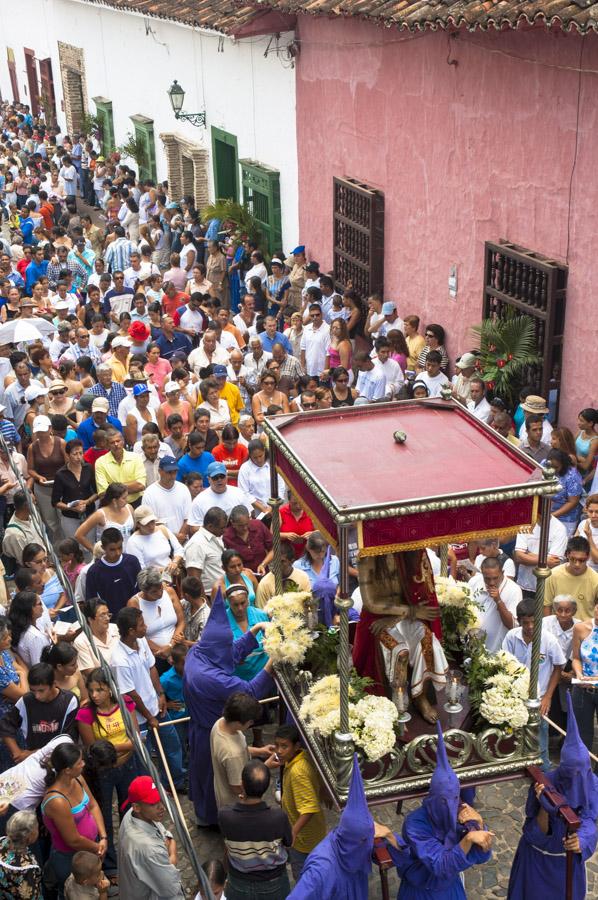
[183,591,274,825]
[388,721,492,899]
[288,754,398,899]
[312,547,359,627]
[507,694,598,900]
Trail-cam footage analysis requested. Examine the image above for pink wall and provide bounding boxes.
[295,18,598,427]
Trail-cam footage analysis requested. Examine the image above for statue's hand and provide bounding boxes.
[413,603,441,622]
[370,615,402,636]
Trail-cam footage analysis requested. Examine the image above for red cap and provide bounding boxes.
[128,321,150,342]
[121,776,161,811]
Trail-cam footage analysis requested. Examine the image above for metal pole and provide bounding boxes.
[268,442,283,594]
[439,544,449,577]
[529,484,554,700]
[334,525,355,791]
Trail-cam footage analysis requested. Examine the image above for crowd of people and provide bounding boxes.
[0,100,596,900]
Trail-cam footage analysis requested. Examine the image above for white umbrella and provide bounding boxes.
[0,318,56,344]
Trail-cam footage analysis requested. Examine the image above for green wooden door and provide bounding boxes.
[93,97,115,155]
[240,160,282,255]
[130,115,157,182]
[211,127,238,201]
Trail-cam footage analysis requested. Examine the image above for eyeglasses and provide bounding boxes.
[210,474,227,481]
[303,402,317,409]
[51,389,67,396]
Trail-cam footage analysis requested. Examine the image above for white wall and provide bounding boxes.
[0,0,299,248]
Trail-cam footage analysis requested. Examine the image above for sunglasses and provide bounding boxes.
[210,474,226,481]
[51,389,67,396]
[303,402,317,409]
[425,333,435,338]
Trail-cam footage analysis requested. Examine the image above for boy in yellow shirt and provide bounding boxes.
[273,724,327,881]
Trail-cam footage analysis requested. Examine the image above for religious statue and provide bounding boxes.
[352,549,448,723]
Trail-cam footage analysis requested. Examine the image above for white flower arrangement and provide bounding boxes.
[478,651,530,730]
[435,576,481,631]
[262,591,315,665]
[299,675,399,761]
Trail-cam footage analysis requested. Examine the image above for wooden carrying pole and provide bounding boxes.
[527,764,580,900]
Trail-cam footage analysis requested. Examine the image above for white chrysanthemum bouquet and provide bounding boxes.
[263,591,315,665]
[470,649,530,730]
[435,575,482,660]
[299,675,399,761]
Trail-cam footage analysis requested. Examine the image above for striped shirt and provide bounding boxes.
[86,382,127,418]
[104,238,137,273]
[218,801,291,880]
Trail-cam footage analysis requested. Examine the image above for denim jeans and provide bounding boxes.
[142,711,186,787]
[98,753,140,873]
[226,868,291,899]
[288,848,308,881]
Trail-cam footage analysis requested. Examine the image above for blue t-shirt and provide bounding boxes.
[154,331,192,360]
[227,607,269,681]
[77,414,123,451]
[176,451,215,487]
[160,666,185,705]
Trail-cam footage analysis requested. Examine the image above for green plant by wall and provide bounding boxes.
[470,313,540,408]
[201,199,267,256]
[116,132,147,171]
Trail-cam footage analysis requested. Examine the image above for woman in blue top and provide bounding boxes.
[547,449,583,538]
[212,550,258,606]
[22,544,70,620]
[575,408,598,491]
[225,584,269,681]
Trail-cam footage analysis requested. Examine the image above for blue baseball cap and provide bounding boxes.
[212,364,228,378]
[159,455,178,472]
[207,461,227,478]
[291,245,305,256]
[133,384,150,397]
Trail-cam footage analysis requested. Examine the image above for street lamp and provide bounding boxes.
[166,80,206,127]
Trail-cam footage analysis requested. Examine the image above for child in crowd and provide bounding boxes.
[272,724,327,881]
[83,428,109,468]
[195,858,227,900]
[502,598,566,770]
[160,644,189,762]
[64,850,110,900]
[180,575,209,646]
[57,539,85,589]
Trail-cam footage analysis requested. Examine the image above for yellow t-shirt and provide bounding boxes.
[406,334,425,370]
[544,563,598,619]
[218,382,244,426]
[281,749,327,853]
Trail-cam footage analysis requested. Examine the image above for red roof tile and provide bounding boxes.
[241,0,598,33]
[78,0,264,34]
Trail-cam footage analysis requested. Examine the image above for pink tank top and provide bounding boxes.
[42,780,98,852]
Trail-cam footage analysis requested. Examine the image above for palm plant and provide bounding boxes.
[470,313,540,407]
[201,199,265,254]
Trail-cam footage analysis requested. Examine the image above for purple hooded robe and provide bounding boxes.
[507,693,598,900]
[288,754,401,899]
[183,592,274,824]
[388,722,492,899]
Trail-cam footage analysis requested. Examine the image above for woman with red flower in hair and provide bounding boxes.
[128,320,151,355]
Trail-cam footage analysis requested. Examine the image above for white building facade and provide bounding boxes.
[0,0,299,251]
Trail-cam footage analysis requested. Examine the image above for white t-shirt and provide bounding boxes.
[142,481,192,534]
[467,397,492,423]
[542,613,580,660]
[576,520,598,572]
[502,627,566,697]
[188,485,250,527]
[468,573,522,653]
[7,735,75,811]
[418,371,449,398]
[515,517,568,591]
[300,322,331,376]
[373,357,404,397]
[110,637,158,725]
[474,553,515,579]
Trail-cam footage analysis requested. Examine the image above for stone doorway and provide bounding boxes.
[160,132,209,207]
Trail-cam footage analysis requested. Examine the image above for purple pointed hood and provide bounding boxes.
[195,590,234,671]
[552,692,598,817]
[329,754,374,873]
[422,722,461,845]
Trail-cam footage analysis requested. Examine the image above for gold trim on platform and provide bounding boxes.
[357,525,524,557]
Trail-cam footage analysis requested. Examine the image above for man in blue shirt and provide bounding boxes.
[155,315,192,360]
[24,246,49,295]
[77,397,123,451]
[176,432,215,486]
[259,316,293,355]
[19,201,37,246]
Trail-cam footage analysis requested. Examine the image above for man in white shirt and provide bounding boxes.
[377,301,404,337]
[372,338,404,398]
[188,330,229,375]
[319,275,341,323]
[354,351,387,402]
[188,462,250,531]
[300,304,330,377]
[233,295,258,340]
[142,456,191,542]
[184,506,227,594]
[468,557,522,652]
[417,351,449,398]
[244,337,272,390]
[473,539,516,579]
[466,378,492,423]
[237,441,285,518]
[502,597,565,769]
[514,513,568,594]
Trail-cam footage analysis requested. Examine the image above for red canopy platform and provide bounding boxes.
[263,398,559,808]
